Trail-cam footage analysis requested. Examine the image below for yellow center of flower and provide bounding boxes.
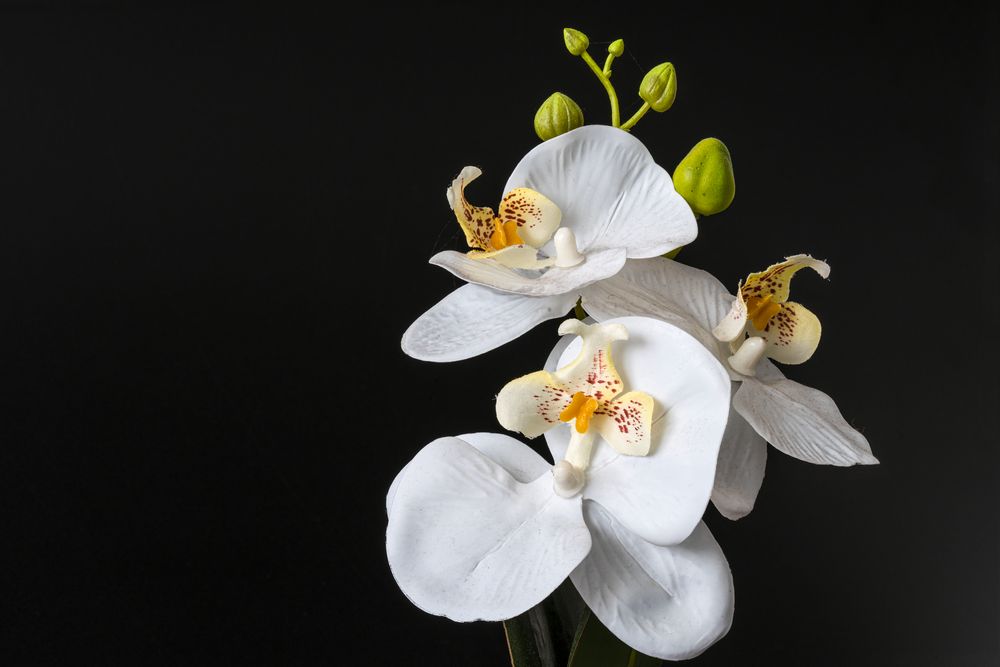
[745,293,782,331]
[559,391,600,434]
[489,219,524,251]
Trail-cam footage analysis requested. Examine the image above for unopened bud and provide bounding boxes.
[563,28,590,56]
[639,62,677,112]
[608,39,624,57]
[534,92,584,141]
[673,138,736,216]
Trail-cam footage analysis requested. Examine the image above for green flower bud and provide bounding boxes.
[534,92,584,141]
[563,28,590,56]
[672,138,736,216]
[608,39,624,57]
[639,62,677,112]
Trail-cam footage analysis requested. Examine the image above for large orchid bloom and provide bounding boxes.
[578,256,878,520]
[386,317,734,660]
[401,126,696,362]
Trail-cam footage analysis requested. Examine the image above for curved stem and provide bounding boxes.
[602,52,616,77]
[619,102,651,132]
[581,50,620,127]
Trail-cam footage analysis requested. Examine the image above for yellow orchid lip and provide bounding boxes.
[447,166,562,268]
[559,391,599,433]
[715,254,831,374]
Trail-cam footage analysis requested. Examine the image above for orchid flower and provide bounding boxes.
[401,125,696,362]
[386,318,734,660]
[578,256,878,520]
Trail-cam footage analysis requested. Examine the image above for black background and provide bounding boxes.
[0,3,996,665]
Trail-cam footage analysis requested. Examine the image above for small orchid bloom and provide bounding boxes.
[386,317,735,660]
[712,254,830,375]
[401,125,697,362]
[578,257,878,521]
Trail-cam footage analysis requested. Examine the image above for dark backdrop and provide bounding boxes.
[0,3,996,665]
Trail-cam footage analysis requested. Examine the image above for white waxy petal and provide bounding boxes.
[504,126,696,258]
[734,377,879,466]
[429,247,627,297]
[570,503,734,661]
[711,397,768,520]
[401,283,577,362]
[579,259,733,367]
[386,437,591,622]
[545,316,731,546]
[467,244,553,270]
[755,300,822,365]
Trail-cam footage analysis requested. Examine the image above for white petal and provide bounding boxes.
[580,263,729,364]
[545,316,731,545]
[734,377,879,466]
[570,503,734,661]
[401,283,577,362]
[386,437,591,621]
[386,432,551,516]
[504,126,696,257]
[429,247,626,297]
[711,396,768,520]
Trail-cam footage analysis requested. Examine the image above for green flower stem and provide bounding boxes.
[580,50,620,127]
[619,102,651,132]
[602,52,616,77]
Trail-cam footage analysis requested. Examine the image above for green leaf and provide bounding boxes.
[568,610,662,667]
[504,614,544,667]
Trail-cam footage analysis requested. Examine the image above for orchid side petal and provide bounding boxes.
[734,377,878,466]
[430,247,626,297]
[504,126,696,257]
[401,283,577,362]
[711,398,768,520]
[386,437,591,622]
[570,504,734,661]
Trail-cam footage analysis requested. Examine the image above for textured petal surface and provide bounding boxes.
[386,432,551,515]
[580,262,730,366]
[401,283,577,362]
[429,247,626,297]
[735,377,878,466]
[386,437,591,622]
[571,504,734,661]
[711,396,768,520]
[504,126,696,257]
[545,316,731,546]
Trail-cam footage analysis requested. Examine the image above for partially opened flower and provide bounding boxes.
[578,256,878,520]
[386,317,734,659]
[401,126,696,362]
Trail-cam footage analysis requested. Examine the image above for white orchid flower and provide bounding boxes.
[401,126,697,362]
[386,317,734,660]
[578,256,878,520]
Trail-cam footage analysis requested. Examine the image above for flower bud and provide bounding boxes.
[672,138,736,216]
[534,92,584,141]
[639,62,677,112]
[608,39,624,57]
[563,28,590,56]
